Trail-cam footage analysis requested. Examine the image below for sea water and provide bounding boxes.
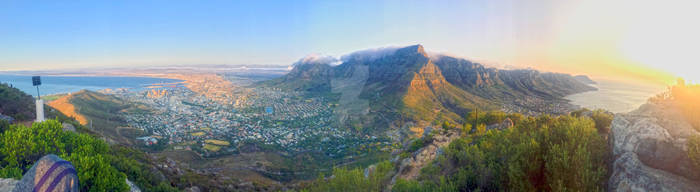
[565,79,667,113]
[0,74,182,97]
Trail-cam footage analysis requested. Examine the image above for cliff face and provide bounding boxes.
[609,100,700,191]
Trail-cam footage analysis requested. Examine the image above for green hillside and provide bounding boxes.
[0,119,178,191]
[0,83,35,121]
[67,90,152,145]
[304,111,614,191]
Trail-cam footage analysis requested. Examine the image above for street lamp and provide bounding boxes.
[33,76,45,122]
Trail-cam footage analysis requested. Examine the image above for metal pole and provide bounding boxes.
[36,86,41,100]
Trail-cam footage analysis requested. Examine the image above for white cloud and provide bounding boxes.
[292,53,340,66]
[340,46,402,62]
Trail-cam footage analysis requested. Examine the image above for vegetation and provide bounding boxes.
[0,120,128,191]
[406,115,610,191]
[687,135,700,169]
[570,108,614,134]
[591,109,613,134]
[465,110,523,128]
[0,83,35,121]
[304,160,394,192]
[0,119,178,192]
[661,79,700,131]
[303,112,612,192]
[109,146,179,192]
[0,120,8,134]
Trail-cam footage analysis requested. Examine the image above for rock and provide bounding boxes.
[486,118,514,131]
[126,179,141,192]
[0,178,18,191]
[364,165,376,178]
[609,101,700,191]
[13,154,79,192]
[184,186,201,192]
[62,122,76,132]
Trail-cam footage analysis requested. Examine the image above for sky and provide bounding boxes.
[1,0,698,84]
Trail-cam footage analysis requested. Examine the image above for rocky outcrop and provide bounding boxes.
[127,179,142,192]
[0,178,18,191]
[392,128,460,182]
[609,101,700,191]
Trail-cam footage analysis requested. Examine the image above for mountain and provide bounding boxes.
[574,75,597,84]
[263,45,596,129]
[259,56,334,92]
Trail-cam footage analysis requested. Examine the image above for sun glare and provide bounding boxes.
[616,1,700,83]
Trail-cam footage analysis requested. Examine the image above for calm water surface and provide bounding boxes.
[0,74,182,97]
[565,79,667,113]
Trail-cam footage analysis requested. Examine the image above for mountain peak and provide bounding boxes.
[396,44,427,57]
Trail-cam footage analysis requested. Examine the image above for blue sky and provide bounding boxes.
[1,0,697,83]
[0,1,548,69]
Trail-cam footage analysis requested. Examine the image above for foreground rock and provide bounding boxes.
[609,101,700,191]
[0,178,18,191]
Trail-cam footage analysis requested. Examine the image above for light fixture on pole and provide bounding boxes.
[33,76,45,122]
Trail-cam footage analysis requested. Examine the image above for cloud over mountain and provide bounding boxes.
[340,46,402,62]
[293,54,341,66]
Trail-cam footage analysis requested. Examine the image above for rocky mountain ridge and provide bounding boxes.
[262,44,597,130]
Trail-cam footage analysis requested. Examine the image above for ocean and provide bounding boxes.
[565,79,668,114]
[0,74,182,97]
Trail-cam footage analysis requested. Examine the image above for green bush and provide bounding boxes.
[408,139,425,153]
[687,135,700,168]
[591,109,613,134]
[403,115,609,191]
[305,161,394,192]
[0,120,130,191]
[0,120,9,134]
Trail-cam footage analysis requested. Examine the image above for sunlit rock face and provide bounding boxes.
[609,101,700,191]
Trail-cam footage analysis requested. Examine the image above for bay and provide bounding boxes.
[565,79,667,113]
[0,74,182,97]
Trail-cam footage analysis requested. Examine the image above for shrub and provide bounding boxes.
[0,120,130,191]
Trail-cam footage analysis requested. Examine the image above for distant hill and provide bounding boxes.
[261,45,596,130]
[48,90,152,145]
[0,83,35,121]
[574,75,597,84]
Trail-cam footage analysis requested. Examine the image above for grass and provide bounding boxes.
[41,94,67,102]
[204,144,222,152]
[205,139,231,146]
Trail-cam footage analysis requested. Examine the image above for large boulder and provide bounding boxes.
[609,101,700,191]
[13,154,79,192]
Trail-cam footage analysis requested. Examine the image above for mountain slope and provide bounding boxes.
[263,45,596,130]
[258,58,334,92]
[48,90,152,144]
[0,83,35,121]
